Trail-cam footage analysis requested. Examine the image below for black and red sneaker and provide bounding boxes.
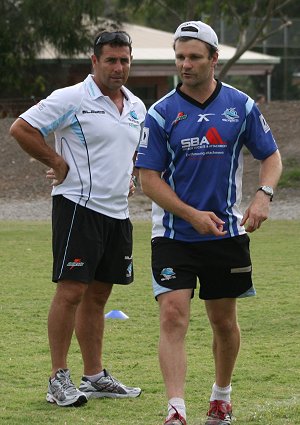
[205,400,232,424]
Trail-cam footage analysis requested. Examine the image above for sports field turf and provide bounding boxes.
[0,220,299,424]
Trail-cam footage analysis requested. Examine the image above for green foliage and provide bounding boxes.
[278,158,300,187]
[221,75,258,95]
[23,0,101,55]
[1,0,300,98]
[270,54,300,100]
[0,220,300,424]
[0,0,106,96]
[115,0,220,32]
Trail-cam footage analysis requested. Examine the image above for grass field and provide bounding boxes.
[0,220,299,425]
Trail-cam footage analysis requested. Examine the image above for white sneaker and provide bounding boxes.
[79,369,142,399]
[46,368,88,407]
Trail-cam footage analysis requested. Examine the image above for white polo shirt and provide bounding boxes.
[20,74,146,219]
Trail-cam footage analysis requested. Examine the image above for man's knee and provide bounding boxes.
[55,280,87,306]
[209,314,239,334]
[160,300,189,334]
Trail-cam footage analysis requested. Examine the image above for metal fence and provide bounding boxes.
[218,18,300,51]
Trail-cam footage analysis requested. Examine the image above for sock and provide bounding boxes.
[210,382,232,403]
[83,370,105,383]
[167,397,186,420]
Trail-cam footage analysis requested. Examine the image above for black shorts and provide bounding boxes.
[151,235,255,300]
[52,195,133,284]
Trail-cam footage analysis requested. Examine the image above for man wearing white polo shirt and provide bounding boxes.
[10,30,146,408]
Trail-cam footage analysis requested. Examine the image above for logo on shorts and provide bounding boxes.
[126,262,133,278]
[67,258,85,270]
[160,267,176,281]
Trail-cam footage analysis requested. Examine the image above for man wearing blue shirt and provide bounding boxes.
[136,20,282,425]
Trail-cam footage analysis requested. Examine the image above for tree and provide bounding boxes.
[215,0,295,80]
[1,0,299,99]
[0,0,112,97]
[114,0,213,31]
[116,0,298,80]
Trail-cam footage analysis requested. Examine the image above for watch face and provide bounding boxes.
[261,186,273,196]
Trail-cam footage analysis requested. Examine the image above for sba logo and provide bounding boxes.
[181,128,226,150]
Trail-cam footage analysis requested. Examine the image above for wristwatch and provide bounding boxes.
[257,185,273,201]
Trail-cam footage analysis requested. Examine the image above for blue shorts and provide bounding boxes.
[151,235,255,300]
[52,195,133,284]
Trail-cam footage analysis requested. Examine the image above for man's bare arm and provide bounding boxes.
[241,150,282,232]
[139,168,227,237]
[10,118,68,185]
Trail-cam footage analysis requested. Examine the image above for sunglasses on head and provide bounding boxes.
[95,31,132,46]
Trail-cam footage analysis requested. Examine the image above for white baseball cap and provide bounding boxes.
[174,21,218,49]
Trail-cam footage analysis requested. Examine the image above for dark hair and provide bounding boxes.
[173,36,218,59]
[94,31,132,57]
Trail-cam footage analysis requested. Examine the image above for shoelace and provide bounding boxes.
[208,400,231,420]
[100,374,123,391]
[166,405,186,425]
[56,372,76,391]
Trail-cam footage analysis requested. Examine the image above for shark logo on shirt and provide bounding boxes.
[222,107,239,122]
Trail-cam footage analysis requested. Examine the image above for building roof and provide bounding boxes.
[37,22,280,77]
[124,23,280,66]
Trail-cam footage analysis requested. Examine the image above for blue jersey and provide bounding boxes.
[136,81,278,242]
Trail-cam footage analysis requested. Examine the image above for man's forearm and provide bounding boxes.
[259,150,282,188]
[10,118,62,169]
